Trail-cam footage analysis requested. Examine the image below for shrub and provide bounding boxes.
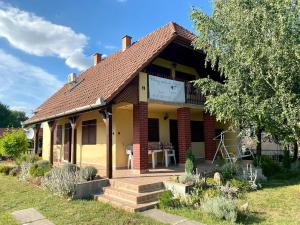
[220,183,239,199]
[159,191,177,208]
[179,173,201,185]
[201,188,221,199]
[9,166,20,176]
[0,130,28,159]
[19,162,32,181]
[228,178,251,193]
[259,156,281,177]
[283,150,291,169]
[185,148,196,174]
[202,196,238,223]
[220,163,240,181]
[15,153,39,165]
[0,165,14,175]
[41,167,80,198]
[62,163,80,173]
[80,166,97,181]
[29,160,51,177]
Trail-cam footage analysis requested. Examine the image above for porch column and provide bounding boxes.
[99,106,113,179]
[177,107,191,164]
[133,102,148,172]
[48,120,57,165]
[204,112,216,160]
[69,116,79,164]
[33,123,41,155]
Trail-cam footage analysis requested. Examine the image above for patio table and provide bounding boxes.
[148,149,172,169]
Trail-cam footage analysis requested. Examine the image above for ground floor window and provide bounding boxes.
[148,118,159,142]
[82,119,97,145]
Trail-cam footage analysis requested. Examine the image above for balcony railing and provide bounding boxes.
[185,81,205,105]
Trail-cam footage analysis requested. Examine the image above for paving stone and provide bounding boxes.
[142,208,204,225]
[12,208,45,224]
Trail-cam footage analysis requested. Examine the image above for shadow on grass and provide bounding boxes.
[238,211,265,225]
[262,176,300,189]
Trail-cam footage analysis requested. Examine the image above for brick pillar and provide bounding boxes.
[204,112,216,160]
[133,102,148,172]
[177,107,191,164]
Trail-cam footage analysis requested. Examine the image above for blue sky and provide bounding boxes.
[0,0,212,116]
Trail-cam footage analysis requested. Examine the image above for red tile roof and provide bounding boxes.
[26,22,196,125]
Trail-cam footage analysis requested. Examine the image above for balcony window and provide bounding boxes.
[82,119,97,145]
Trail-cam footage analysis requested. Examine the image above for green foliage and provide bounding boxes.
[219,163,240,181]
[19,162,33,181]
[178,173,201,185]
[79,166,97,181]
[185,148,196,174]
[202,196,237,223]
[0,165,14,175]
[159,191,177,209]
[259,156,281,177]
[15,153,39,165]
[62,163,80,173]
[0,102,28,128]
[283,150,291,169]
[0,130,28,158]
[191,0,300,146]
[228,178,251,193]
[29,160,51,177]
[9,166,20,176]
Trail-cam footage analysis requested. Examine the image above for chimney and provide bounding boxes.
[67,73,77,83]
[122,35,132,51]
[93,53,102,66]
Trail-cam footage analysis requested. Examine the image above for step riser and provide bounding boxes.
[95,196,157,212]
[110,180,164,193]
[103,188,164,204]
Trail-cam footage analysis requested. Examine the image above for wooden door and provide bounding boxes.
[64,123,72,162]
[169,120,179,162]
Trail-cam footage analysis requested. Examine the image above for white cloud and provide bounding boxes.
[0,49,63,116]
[104,44,117,50]
[0,3,91,71]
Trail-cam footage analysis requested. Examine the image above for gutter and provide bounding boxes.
[24,98,106,126]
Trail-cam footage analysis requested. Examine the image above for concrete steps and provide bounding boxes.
[94,179,165,212]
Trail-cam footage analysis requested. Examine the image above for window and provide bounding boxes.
[191,121,204,142]
[82,119,97,145]
[55,125,62,145]
[144,64,171,79]
[148,118,159,142]
[175,71,196,82]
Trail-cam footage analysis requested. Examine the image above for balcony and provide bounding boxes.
[148,75,205,106]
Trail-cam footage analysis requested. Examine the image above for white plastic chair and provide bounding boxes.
[163,143,176,167]
[126,145,133,169]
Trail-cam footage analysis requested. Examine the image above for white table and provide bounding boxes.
[148,149,173,169]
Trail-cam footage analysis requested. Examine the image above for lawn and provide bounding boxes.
[164,178,300,225]
[0,175,163,225]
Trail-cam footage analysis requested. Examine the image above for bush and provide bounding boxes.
[0,130,28,159]
[41,167,80,198]
[15,153,39,165]
[62,163,80,173]
[220,183,239,199]
[9,166,20,176]
[220,163,240,181]
[283,150,291,169]
[202,196,238,223]
[19,162,33,181]
[159,191,177,208]
[185,149,196,174]
[0,165,14,175]
[80,166,97,181]
[260,156,281,177]
[228,178,251,193]
[29,160,51,177]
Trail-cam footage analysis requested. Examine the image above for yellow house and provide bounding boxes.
[25,22,234,178]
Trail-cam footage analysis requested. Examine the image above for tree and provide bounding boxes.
[0,102,28,128]
[191,0,300,155]
[0,130,28,158]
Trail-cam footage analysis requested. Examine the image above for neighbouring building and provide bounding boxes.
[25,22,237,178]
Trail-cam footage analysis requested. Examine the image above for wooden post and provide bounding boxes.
[100,106,113,179]
[69,116,78,164]
[33,124,41,155]
[48,120,57,165]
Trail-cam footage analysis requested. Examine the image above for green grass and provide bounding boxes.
[164,178,300,225]
[0,175,163,225]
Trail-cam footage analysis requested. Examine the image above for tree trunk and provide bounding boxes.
[293,141,298,161]
[256,128,263,157]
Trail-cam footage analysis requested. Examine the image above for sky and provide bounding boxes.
[0,0,212,116]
